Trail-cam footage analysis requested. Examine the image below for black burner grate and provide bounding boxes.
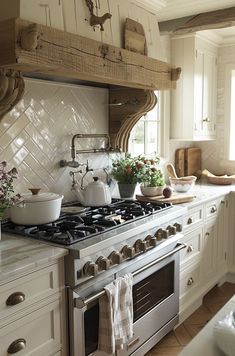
[2,199,172,246]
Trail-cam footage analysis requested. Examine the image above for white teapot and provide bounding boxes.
[75,177,112,206]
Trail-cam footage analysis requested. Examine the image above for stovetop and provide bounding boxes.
[2,199,172,246]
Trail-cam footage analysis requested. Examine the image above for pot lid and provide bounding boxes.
[23,189,62,203]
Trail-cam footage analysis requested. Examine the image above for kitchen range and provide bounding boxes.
[2,199,186,356]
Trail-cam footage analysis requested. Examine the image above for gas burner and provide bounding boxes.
[2,199,172,246]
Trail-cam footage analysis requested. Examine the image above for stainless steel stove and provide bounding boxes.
[3,199,187,356]
[2,199,172,246]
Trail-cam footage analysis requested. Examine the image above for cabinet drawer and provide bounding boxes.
[180,226,202,266]
[0,263,62,326]
[180,264,200,298]
[0,298,61,356]
[183,206,203,230]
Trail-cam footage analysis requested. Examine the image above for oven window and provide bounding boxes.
[133,261,174,321]
[84,303,99,355]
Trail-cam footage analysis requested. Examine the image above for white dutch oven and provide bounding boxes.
[10,189,64,225]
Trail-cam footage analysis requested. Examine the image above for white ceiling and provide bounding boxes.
[134,0,235,40]
[153,0,235,21]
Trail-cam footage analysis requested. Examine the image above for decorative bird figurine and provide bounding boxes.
[85,0,112,31]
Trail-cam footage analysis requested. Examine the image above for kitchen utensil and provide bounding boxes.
[169,176,197,192]
[10,189,63,225]
[202,169,235,185]
[136,193,195,204]
[166,163,178,178]
[74,176,112,206]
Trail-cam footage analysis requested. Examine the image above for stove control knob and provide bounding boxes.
[96,256,110,271]
[121,245,135,259]
[167,225,177,235]
[173,222,183,232]
[134,239,147,253]
[155,228,169,241]
[109,251,123,265]
[145,235,157,247]
[83,261,98,277]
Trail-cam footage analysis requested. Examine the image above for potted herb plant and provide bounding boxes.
[111,154,165,198]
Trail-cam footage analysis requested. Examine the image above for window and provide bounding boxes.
[129,91,161,156]
[229,69,235,160]
[225,66,235,161]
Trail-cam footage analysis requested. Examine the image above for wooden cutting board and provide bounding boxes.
[124,18,147,55]
[175,147,201,178]
[175,148,185,177]
[136,193,196,204]
[185,148,201,177]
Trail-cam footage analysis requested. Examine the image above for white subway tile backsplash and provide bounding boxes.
[0,79,109,201]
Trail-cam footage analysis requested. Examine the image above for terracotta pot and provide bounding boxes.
[140,185,165,197]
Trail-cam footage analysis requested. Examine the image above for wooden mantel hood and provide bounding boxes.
[0,18,181,151]
[0,18,181,90]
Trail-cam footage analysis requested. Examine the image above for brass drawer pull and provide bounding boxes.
[6,292,25,306]
[187,217,193,225]
[7,339,26,354]
[187,245,194,253]
[210,205,217,213]
[187,277,194,286]
[205,232,210,237]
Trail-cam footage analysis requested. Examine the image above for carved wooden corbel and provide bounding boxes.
[171,67,181,81]
[0,69,25,120]
[85,0,112,31]
[109,88,157,152]
[20,23,41,51]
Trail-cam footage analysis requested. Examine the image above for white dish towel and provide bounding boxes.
[98,273,133,354]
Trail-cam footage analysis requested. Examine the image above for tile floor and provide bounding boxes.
[145,282,235,355]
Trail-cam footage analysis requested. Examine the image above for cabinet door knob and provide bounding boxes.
[205,232,210,237]
[202,117,210,122]
[187,217,193,225]
[7,339,26,354]
[187,245,194,253]
[187,277,194,286]
[210,205,217,213]
[6,292,25,306]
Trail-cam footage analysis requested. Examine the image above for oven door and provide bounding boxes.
[71,243,186,356]
[116,243,182,356]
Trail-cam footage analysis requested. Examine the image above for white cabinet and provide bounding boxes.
[201,218,217,282]
[170,34,218,141]
[0,260,66,356]
[179,195,229,322]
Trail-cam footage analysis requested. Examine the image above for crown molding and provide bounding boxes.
[131,0,167,13]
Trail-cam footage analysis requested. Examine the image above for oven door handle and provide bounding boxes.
[74,242,187,309]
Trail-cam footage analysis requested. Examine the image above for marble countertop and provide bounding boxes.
[177,182,235,208]
[0,234,68,284]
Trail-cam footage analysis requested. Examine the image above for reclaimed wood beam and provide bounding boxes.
[159,7,235,35]
[0,18,180,90]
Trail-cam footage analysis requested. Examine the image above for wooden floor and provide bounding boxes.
[145,282,235,356]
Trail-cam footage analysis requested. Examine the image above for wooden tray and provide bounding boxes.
[136,193,196,204]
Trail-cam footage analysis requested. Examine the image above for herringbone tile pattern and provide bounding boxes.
[145,282,235,355]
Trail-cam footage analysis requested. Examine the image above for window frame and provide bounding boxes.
[224,64,235,161]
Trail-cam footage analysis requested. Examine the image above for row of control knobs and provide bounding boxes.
[83,223,182,277]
